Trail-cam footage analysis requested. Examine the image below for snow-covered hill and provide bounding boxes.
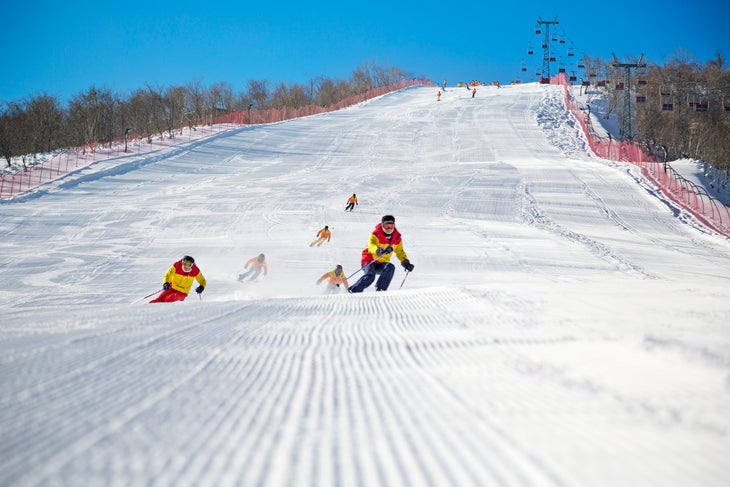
[1,83,729,486]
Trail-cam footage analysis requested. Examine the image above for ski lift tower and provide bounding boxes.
[536,16,559,83]
[611,53,646,139]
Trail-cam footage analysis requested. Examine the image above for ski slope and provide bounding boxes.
[1,83,729,486]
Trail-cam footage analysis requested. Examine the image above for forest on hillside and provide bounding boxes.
[583,52,729,172]
[0,62,415,167]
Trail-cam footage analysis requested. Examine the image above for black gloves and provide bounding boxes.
[163,282,171,290]
[401,259,414,272]
[376,246,393,256]
[195,285,205,294]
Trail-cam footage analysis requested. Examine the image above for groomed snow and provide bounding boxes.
[1,83,729,486]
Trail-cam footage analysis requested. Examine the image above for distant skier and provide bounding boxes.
[309,226,331,247]
[316,264,350,293]
[348,215,414,293]
[238,253,268,281]
[472,87,477,98]
[150,255,206,303]
[437,90,442,102]
[345,194,358,212]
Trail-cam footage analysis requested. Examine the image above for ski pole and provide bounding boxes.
[133,288,163,304]
[346,249,396,280]
[346,266,365,280]
[345,258,381,280]
[399,270,410,289]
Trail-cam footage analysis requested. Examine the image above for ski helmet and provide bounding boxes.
[381,215,395,224]
[182,255,195,264]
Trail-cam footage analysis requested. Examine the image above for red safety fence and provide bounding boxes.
[551,74,730,239]
[1,79,432,199]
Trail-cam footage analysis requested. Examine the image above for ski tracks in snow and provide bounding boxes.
[520,183,651,278]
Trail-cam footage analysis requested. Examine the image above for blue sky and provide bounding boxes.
[3,0,728,104]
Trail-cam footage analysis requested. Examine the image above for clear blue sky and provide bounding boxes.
[3,0,728,104]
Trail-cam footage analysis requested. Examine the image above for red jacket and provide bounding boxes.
[360,223,407,266]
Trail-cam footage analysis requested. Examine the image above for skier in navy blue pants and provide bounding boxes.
[349,215,414,293]
[349,261,396,292]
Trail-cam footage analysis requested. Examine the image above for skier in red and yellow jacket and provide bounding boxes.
[348,215,414,293]
[150,255,206,303]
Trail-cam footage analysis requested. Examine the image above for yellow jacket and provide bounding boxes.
[361,224,407,265]
[163,261,207,295]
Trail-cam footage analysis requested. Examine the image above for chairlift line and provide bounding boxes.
[523,16,584,85]
[610,53,647,139]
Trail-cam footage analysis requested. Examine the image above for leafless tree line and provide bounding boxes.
[590,53,730,173]
[0,62,413,167]
[635,54,730,173]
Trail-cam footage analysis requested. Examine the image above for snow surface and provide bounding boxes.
[1,83,730,487]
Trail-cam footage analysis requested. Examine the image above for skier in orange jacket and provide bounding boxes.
[345,194,358,212]
[316,264,350,293]
[309,226,331,247]
[238,253,268,281]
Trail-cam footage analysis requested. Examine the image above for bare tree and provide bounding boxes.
[269,82,312,109]
[246,79,269,111]
[127,88,160,143]
[26,94,63,154]
[207,81,235,120]
[144,84,168,139]
[0,102,27,166]
[314,77,346,107]
[350,63,373,94]
[185,77,206,127]
[163,86,187,137]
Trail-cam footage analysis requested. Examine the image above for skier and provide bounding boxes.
[150,255,206,303]
[345,194,358,212]
[316,264,350,293]
[348,215,414,293]
[238,253,268,281]
[309,226,331,247]
[472,87,477,98]
[437,90,442,102]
